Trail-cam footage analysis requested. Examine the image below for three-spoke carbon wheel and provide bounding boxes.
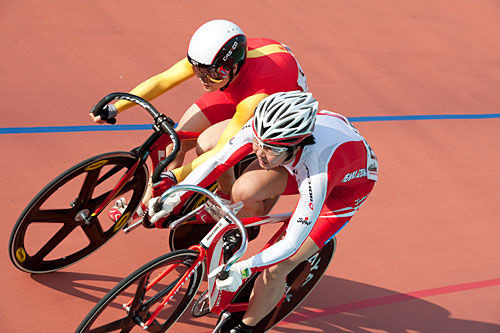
[9,151,148,273]
[76,250,204,332]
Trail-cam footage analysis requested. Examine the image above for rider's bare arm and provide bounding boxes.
[113,58,195,113]
[171,93,268,181]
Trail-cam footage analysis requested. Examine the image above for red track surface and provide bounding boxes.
[2,1,499,332]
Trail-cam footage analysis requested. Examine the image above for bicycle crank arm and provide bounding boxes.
[212,311,231,333]
[122,218,144,234]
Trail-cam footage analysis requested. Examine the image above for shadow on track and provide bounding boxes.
[31,272,500,332]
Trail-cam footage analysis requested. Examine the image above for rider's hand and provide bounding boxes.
[210,261,252,292]
[152,171,177,197]
[148,192,181,223]
[90,104,117,124]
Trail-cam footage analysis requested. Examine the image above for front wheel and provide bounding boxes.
[9,151,148,273]
[76,250,205,332]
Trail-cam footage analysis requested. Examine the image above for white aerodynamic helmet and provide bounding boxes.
[253,91,319,146]
[187,19,247,73]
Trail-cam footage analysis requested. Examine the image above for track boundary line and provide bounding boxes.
[2,114,500,134]
[280,277,500,325]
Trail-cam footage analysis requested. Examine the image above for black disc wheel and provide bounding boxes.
[9,151,148,273]
[220,237,337,332]
[76,250,204,332]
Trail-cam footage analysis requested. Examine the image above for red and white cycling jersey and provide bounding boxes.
[177,111,378,272]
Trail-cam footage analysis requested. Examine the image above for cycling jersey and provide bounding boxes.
[175,38,307,181]
[176,111,378,273]
[116,38,307,182]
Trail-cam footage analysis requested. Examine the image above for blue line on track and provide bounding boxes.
[348,114,500,122]
[1,114,499,134]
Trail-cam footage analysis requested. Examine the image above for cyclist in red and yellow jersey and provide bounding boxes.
[90,19,308,223]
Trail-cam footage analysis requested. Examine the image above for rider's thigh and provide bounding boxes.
[232,160,289,202]
[195,119,230,155]
[164,103,210,166]
[266,236,320,280]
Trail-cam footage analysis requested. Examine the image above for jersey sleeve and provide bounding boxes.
[113,58,194,112]
[172,93,267,181]
[244,154,329,272]
[175,120,254,202]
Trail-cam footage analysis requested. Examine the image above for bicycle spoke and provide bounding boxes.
[78,169,101,204]
[31,224,75,262]
[95,165,126,187]
[88,178,138,210]
[81,217,106,244]
[30,208,75,223]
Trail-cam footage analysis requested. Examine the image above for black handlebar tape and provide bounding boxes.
[151,129,180,183]
[218,270,229,280]
[91,92,180,183]
[91,96,117,124]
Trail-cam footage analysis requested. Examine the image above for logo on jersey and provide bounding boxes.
[297,217,311,226]
[341,168,367,183]
[304,164,314,210]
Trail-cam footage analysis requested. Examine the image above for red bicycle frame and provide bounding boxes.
[126,211,292,328]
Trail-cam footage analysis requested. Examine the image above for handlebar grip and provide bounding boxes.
[141,213,156,229]
[153,200,163,213]
[92,92,180,183]
[218,270,229,280]
[91,95,117,125]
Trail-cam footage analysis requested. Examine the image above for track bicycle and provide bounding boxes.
[8,92,255,274]
[76,185,337,332]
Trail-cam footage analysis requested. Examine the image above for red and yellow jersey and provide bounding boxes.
[226,38,307,103]
[174,38,307,180]
[114,38,307,181]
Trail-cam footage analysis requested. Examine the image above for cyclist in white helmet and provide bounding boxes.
[149,90,379,332]
[89,19,308,225]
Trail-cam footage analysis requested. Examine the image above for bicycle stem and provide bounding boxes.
[158,185,248,278]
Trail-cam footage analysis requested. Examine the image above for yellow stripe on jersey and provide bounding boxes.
[247,44,289,58]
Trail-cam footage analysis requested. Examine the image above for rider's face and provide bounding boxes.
[252,138,291,169]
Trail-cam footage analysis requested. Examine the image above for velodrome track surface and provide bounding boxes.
[1,1,499,332]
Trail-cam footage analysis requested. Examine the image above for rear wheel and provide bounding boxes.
[76,250,204,332]
[9,151,148,273]
[220,237,337,332]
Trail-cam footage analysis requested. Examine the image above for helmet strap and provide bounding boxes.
[283,146,297,163]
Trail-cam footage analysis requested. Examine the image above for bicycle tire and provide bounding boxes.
[220,237,337,332]
[76,249,204,333]
[9,151,148,273]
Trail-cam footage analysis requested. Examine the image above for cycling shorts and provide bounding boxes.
[195,90,236,125]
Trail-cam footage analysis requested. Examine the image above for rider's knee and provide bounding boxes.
[231,179,254,203]
[196,132,215,156]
